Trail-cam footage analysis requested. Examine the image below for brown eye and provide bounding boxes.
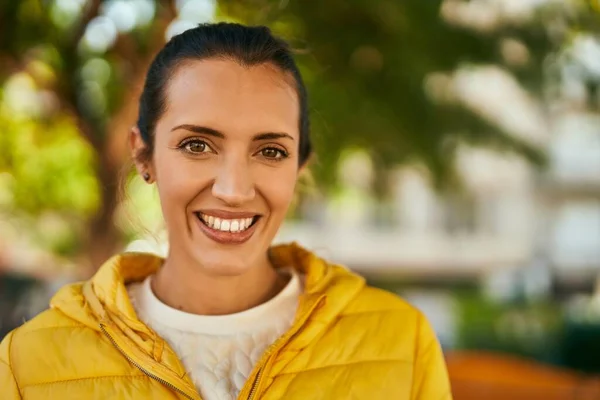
[180,140,209,154]
[261,147,287,160]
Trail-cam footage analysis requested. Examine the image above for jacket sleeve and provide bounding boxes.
[410,312,453,400]
[0,331,22,399]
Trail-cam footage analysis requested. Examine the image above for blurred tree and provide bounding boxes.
[219,0,583,188]
[0,0,177,269]
[0,0,598,270]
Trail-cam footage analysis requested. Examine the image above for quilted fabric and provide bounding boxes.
[126,271,300,399]
[0,243,452,399]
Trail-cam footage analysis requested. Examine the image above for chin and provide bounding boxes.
[190,246,261,277]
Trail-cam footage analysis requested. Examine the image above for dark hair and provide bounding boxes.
[136,22,311,166]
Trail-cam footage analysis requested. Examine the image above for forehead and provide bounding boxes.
[160,59,300,138]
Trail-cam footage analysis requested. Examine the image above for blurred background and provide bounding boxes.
[1,0,600,398]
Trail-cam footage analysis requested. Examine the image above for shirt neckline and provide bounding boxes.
[134,269,301,335]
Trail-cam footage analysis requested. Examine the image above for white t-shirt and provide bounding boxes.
[127,270,301,400]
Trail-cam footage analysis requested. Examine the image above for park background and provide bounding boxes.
[1,0,600,397]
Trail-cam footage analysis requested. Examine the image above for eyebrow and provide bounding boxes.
[171,124,295,141]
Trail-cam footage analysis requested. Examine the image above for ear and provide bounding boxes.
[129,126,154,182]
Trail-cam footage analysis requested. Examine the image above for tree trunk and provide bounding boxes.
[81,10,175,273]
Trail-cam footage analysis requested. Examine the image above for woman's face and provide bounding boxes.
[134,59,301,275]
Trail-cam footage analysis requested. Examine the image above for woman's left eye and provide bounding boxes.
[260,147,288,160]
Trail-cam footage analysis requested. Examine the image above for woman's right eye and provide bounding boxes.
[179,139,211,154]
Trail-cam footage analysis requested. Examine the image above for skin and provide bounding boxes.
[130,59,303,315]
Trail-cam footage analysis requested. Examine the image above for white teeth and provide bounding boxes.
[220,220,230,231]
[199,214,256,233]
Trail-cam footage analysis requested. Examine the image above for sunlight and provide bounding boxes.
[104,0,138,33]
[82,16,118,53]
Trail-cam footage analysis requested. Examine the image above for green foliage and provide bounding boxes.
[456,294,564,364]
[0,93,99,217]
[218,0,563,187]
[0,0,597,262]
[0,0,173,262]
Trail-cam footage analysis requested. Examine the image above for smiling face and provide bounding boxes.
[132,59,301,276]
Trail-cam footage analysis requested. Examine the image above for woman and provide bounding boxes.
[0,23,452,399]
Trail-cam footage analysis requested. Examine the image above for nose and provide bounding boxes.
[211,157,256,206]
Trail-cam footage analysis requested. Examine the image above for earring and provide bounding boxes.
[142,172,151,182]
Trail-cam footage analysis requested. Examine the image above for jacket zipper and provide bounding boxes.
[246,337,282,400]
[246,330,293,400]
[100,293,325,400]
[100,323,197,400]
[247,369,262,400]
[243,295,326,400]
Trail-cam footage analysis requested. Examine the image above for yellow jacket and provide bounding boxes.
[0,243,452,399]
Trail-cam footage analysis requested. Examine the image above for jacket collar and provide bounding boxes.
[49,242,365,398]
[51,242,364,328]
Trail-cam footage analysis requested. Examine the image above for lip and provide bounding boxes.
[196,209,261,219]
[194,213,260,245]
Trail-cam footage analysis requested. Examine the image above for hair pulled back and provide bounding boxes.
[136,22,311,165]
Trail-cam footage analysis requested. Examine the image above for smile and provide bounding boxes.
[194,212,261,244]
[197,213,258,232]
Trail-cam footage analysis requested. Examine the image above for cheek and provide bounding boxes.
[256,166,298,214]
[153,149,206,217]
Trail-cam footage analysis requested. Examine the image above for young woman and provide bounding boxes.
[0,23,452,399]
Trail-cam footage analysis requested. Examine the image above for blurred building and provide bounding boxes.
[277,88,600,295]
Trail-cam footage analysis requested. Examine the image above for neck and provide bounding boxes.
[151,251,288,316]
